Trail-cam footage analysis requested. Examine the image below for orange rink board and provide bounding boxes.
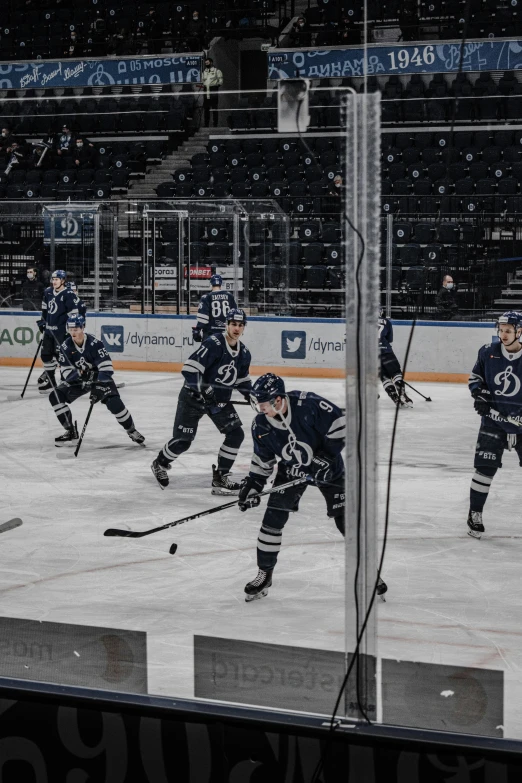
[0,357,469,383]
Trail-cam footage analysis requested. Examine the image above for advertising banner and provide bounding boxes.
[43,208,94,246]
[269,40,522,79]
[0,54,201,90]
[0,312,496,376]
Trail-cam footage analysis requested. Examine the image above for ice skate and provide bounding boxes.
[398,388,413,408]
[377,576,388,602]
[38,371,55,394]
[55,421,78,447]
[384,385,400,406]
[128,427,145,445]
[245,568,273,602]
[151,458,171,489]
[212,464,241,495]
[467,509,484,539]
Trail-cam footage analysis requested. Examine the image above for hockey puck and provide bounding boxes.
[169,543,178,555]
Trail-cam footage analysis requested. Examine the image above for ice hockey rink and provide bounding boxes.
[1,367,522,738]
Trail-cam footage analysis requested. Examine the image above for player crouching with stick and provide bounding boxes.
[49,315,145,448]
[468,310,522,538]
[238,373,388,602]
[151,309,252,494]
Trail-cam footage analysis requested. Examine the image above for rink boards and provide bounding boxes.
[0,312,497,380]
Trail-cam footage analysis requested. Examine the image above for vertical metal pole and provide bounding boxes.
[232,211,240,305]
[50,215,56,269]
[141,211,147,315]
[94,210,100,312]
[177,213,182,316]
[112,214,119,306]
[386,213,393,318]
[152,217,158,315]
[343,89,381,722]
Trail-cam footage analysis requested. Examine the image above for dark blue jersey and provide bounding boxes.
[182,332,251,402]
[58,333,114,384]
[41,286,83,335]
[196,290,237,335]
[469,341,522,433]
[249,391,345,484]
[378,317,394,355]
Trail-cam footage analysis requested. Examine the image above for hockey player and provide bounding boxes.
[192,274,237,343]
[37,270,86,393]
[379,309,412,407]
[152,308,251,494]
[467,310,522,538]
[49,315,145,447]
[238,373,388,602]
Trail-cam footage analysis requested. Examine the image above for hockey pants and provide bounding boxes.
[470,422,522,512]
[49,381,134,432]
[256,464,346,572]
[41,329,66,377]
[158,385,244,473]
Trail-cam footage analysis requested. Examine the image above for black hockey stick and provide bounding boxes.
[0,518,23,534]
[20,339,42,399]
[404,381,432,402]
[104,477,307,538]
[74,400,96,457]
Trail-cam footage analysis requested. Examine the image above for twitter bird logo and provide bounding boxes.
[281,330,306,359]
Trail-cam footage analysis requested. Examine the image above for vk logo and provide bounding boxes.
[101,325,124,353]
[281,330,306,360]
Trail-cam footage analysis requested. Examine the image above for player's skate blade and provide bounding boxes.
[55,423,79,447]
[128,427,145,444]
[467,509,484,539]
[211,464,241,495]
[244,568,273,602]
[151,458,171,489]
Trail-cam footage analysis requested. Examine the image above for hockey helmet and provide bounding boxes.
[210,273,223,287]
[251,373,286,406]
[51,269,67,280]
[498,311,522,329]
[227,308,247,325]
[67,314,85,330]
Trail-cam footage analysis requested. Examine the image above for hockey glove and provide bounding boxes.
[192,327,203,343]
[203,386,221,416]
[472,388,492,416]
[238,475,265,512]
[90,382,112,404]
[308,453,335,485]
[36,318,46,334]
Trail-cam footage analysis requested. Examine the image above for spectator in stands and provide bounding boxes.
[21,267,45,311]
[110,27,134,56]
[5,141,24,175]
[63,30,82,57]
[72,137,94,168]
[54,125,74,158]
[288,17,312,47]
[202,57,223,127]
[0,127,19,155]
[435,275,459,320]
[329,174,343,196]
[187,10,206,51]
[338,15,360,45]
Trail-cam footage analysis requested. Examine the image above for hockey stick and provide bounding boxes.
[103,477,307,538]
[0,518,23,534]
[20,339,42,399]
[404,381,432,402]
[487,409,522,428]
[74,400,96,457]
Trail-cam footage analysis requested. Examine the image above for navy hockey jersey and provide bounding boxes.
[378,316,394,355]
[469,341,522,433]
[196,290,237,335]
[58,333,114,384]
[248,391,345,483]
[182,332,251,402]
[41,286,83,335]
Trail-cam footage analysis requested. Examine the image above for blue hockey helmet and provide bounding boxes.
[250,373,286,407]
[227,308,247,325]
[67,314,85,329]
[498,311,522,328]
[210,274,223,287]
[51,269,67,280]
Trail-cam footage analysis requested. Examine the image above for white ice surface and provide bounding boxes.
[1,369,522,736]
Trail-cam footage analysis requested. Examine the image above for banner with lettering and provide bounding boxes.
[0,55,202,90]
[269,40,522,79]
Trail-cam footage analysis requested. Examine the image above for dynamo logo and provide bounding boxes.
[101,325,124,353]
[281,330,306,360]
